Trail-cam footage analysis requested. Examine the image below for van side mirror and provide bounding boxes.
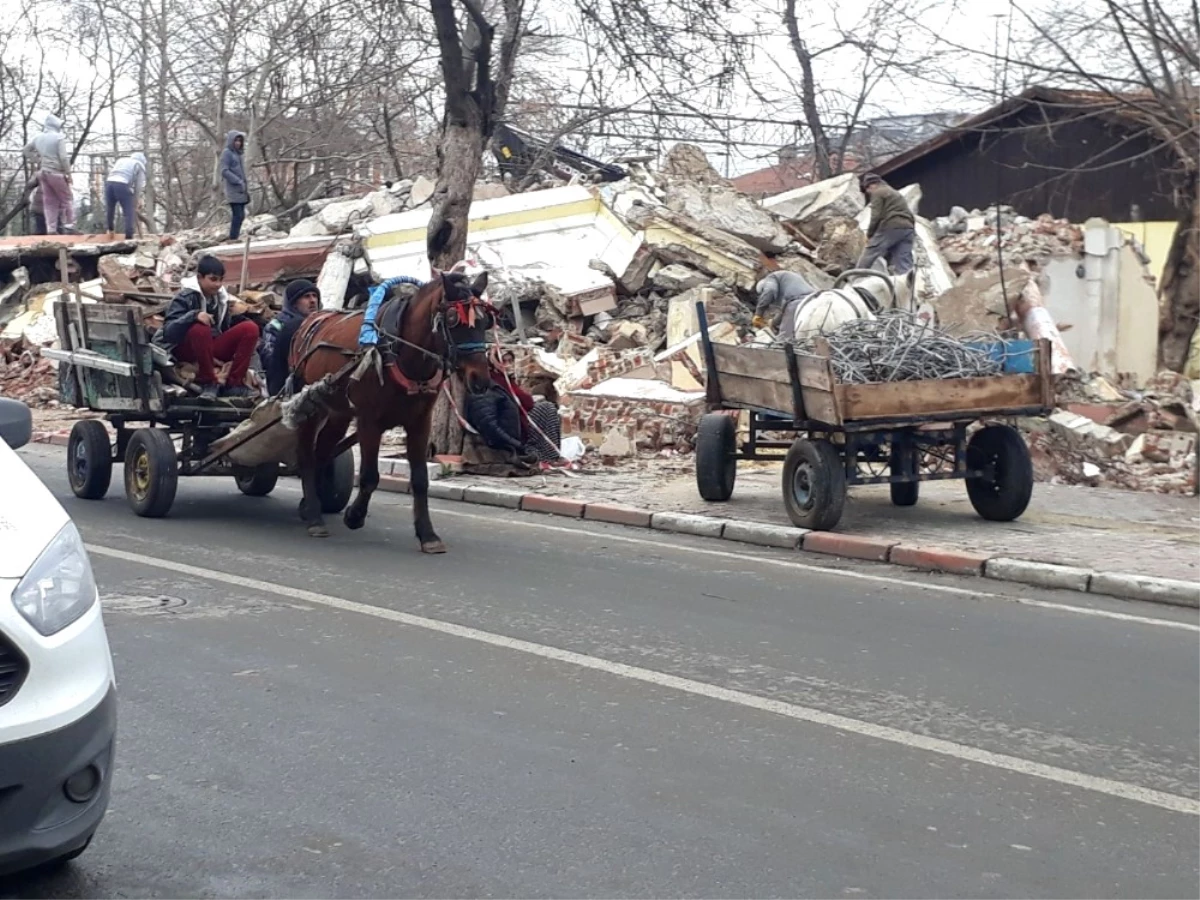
[0,398,33,450]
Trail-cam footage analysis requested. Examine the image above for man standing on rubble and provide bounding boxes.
[156,255,260,400]
[104,152,147,239]
[22,114,77,235]
[856,173,915,275]
[752,270,816,341]
[220,131,250,241]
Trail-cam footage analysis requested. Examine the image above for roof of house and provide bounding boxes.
[873,86,1160,177]
[732,155,861,196]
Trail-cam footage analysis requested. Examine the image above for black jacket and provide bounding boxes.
[465,384,524,452]
[260,306,307,395]
[157,278,231,349]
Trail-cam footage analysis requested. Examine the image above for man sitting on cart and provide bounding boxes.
[156,255,260,400]
[260,279,320,396]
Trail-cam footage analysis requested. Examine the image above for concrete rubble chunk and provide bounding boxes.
[664,181,791,254]
[1049,409,1133,457]
[651,263,708,293]
[289,216,333,238]
[815,217,866,271]
[607,320,649,351]
[410,175,436,207]
[659,143,730,187]
[762,173,865,230]
[598,427,635,457]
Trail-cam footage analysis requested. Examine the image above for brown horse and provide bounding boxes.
[288,270,493,549]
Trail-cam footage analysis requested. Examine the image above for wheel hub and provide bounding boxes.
[792,461,814,509]
[132,449,151,499]
[71,440,88,484]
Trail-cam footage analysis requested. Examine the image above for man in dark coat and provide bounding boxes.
[856,173,916,274]
[260,279,319,396]
[220,130,249,240]
[155,255,260,400]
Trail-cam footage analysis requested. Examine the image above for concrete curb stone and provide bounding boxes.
[722,521,807,549]
[985,558,1092,592]
[462,485,525,509]
[1088,572,1199,608]
[803,532,897,562]
[651,512,727,538]
[584,503,654,528]
[427,482,466,502]
[888,544,991,576]
[521,494,585,518]
[377,475,410,494]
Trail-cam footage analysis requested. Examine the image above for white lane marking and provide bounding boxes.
[87,542,1199,817]
[422,505,1200,633]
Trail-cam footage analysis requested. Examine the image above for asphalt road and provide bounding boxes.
[3,444,1198,898]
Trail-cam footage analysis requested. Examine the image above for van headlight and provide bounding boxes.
[11,522,98,636]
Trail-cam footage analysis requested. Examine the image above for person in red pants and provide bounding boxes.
[155,255,260,400]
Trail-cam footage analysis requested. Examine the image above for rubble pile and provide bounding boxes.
[937,206,1084,274]
[1027,371,1199,494]
[1,338,59,407]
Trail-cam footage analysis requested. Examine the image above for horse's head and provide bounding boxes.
[436,269,494,393]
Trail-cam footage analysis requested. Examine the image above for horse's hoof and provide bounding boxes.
[344,508,367,530]
[420,540,447,555]
[308,524,329,538]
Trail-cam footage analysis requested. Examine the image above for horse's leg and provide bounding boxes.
[344,419,381,531]
[406,408,444,554]
[296,419,328,537]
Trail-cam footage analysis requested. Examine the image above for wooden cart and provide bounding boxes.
[694,304,1054,531]
[44,301,354,518]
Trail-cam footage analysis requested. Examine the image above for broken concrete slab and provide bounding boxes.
[598,427,635,457]
[1049,409,1134,457]
[815,217,866,271]
[625,206,765,290]
[410,175,436,207]
[762,173,864,230]
[651,263,708,293]
[289,216,333,238]
[659,143,731,187]
[664,181,790,254]
[607,320,650,351]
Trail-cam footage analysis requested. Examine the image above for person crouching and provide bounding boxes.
[156,255,260,400]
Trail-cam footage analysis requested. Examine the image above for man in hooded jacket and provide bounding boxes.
[104,151,147,239]
[23,114,76,235]
[260,279,320,396]
[220,131,249,240]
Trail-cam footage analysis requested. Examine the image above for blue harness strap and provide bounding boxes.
[359,275,426,347]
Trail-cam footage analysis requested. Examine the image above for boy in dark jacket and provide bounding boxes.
[856,173,916,275]
[156,255,260,400]
[260,279,319,396]
[221,131,249,240]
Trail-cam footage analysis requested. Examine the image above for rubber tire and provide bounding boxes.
[889,440,919,507]
[965,424,1034,522]
[68,420,113,500]
[695,413,737,501]
[781,438,847,531]
[234,464,279,497]
[123,428,179,518]
[317,451,355,514]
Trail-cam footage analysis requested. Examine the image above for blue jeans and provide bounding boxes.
[104,181,136,238]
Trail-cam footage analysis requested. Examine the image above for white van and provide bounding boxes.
[0,398,116,875]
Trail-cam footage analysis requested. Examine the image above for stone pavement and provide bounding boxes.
[428,459,1199,585]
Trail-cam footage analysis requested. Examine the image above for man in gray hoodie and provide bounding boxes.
[220,131,249,240]
[23,114,76,235]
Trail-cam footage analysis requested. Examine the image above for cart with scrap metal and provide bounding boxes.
[45,300,354,518]
[693,304,1054,531]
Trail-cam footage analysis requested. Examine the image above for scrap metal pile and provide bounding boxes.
[794,309,1003,384]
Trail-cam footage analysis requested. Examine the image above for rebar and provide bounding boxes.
[792,309,1007,384]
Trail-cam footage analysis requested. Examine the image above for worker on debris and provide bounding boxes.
[156,255,261,400]
[856,173,915,275]
[261,279,320,396]
[22,114,77,235]
[29,185,47,236]
[220,131,250,241]
[104,152,147,239]
[752,270,817,340]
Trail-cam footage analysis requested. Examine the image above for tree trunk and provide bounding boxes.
[426,112,485,270]
[1157,179,1199,373]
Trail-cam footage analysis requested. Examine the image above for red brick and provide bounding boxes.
[377,474,411,494]
[583,503,653,528]
[888,544,991,576]
[802,532,897,562]
[521,493,585,518]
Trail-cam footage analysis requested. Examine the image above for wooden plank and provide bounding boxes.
[711,343,791,382]
[81,303,146,326]
[796,353,834,391]
[716,372,795,414]
[799,385,840,426]
[837,374,1044,421]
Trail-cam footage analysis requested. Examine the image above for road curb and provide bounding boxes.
[36,431,1190,608]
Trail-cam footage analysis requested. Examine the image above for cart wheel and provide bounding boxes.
[695,413,737,501]
[889,440,919,507]
[782,438,846,531]
[123,428,178,518]
[67,420,113,500]
[965,424,1033,522]
[234,464,279,497]
[316,451,355,514]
